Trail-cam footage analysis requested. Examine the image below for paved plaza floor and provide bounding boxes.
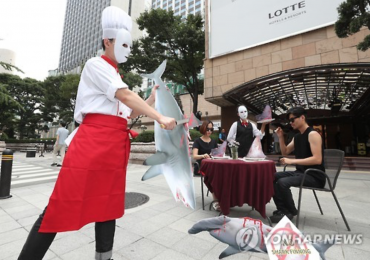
[0,152,370,259]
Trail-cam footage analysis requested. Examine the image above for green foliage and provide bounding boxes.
[0,74,44,139]
[0,131,9,140]
[40,75,66,123]
[40,74,80,125]
[189,129,218,141]
[189,129,202,140]
[0,83,23,110]
[59,74,80,124]
[119,70,143,91]
[0,62,24,136]
[1,70,80,140]
[122,9,205,114]
[132,130,155,142]
[358,34,370,51]
[61,74,79,100]
[0,61,23,73]
[131,129,219,143]
[335,0,370,51]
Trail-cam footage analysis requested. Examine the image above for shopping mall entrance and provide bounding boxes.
[222,63,370,158]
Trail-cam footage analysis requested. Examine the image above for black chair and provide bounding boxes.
[285,149,350,231]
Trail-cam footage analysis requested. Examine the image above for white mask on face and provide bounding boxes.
[238,106,248,120]
[114,29,132,63]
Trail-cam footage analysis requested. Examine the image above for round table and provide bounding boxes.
[200,158,276,218]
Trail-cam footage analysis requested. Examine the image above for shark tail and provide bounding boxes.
[140,60,167,80]
[142,165,163,181]
[312,237,336,260]
[219,246,240,259]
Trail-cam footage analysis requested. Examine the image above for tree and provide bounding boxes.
[41,74,80,126]
[122,9,205,114]
[41,75,66,123]
[0,62,23,108]
[0,84,19,139]
[0,74,44,139]
[0,61,23,73]
[0,64,24,139]
[0,83,22,108]
[119,70,143,91]
[335,0,370,51]
[59,74,80,124]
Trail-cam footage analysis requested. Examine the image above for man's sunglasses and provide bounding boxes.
[206,128,214,132]
[289,116,300,123]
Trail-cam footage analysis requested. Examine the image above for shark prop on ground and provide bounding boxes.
[188,216,336,259]
[141,60,201,209]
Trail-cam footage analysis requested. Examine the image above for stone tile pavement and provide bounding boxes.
[0,152,370,259]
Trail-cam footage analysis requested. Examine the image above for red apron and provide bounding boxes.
[40,114,134,233]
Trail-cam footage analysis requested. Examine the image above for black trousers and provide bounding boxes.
[272,171,324,215]
[18,208,115,260]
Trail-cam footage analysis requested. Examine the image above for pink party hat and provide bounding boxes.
[256,105,274,123]
[210,141,227,157]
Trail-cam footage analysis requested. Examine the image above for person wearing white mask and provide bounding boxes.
[18,6,175,260]
[227,105,267,158]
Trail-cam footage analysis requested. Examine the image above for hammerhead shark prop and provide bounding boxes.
[141,60,201,209]
[189,216,336,259]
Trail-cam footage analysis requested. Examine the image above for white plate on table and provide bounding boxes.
[243,157,266,161]
[256,118,274,124]
[212,156,231,160]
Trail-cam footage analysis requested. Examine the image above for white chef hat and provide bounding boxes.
[101,6,132,39]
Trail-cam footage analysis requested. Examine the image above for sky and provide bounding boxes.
[0,0,67,81]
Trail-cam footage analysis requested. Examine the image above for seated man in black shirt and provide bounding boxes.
[270,107,325,223]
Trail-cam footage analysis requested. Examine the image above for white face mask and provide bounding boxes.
[114,29,132,63]
[238,106,248,120]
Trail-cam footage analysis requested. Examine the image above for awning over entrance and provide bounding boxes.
[223,63,370,120]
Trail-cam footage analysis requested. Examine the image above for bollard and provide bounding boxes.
[0,149,13,199]
[39,144,45,157]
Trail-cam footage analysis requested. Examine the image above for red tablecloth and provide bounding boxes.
[200,159,276,218]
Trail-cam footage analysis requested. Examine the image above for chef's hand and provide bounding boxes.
[158,115,176,130]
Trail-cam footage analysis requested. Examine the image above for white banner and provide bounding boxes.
[208,0,343,58]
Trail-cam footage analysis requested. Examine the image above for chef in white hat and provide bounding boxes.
[18,6,175,260]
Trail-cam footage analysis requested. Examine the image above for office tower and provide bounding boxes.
[58,0,150,74]
[151,0,204,17]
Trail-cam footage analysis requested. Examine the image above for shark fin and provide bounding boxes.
[188,113,202,128]
[142,165,163,181]
[219,246,240,259]
[140,60,167,80]
[143,152,168,166]
[312,238,336,260]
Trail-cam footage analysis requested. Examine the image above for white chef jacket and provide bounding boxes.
[227,120,264,143]
[74,57,132,124]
